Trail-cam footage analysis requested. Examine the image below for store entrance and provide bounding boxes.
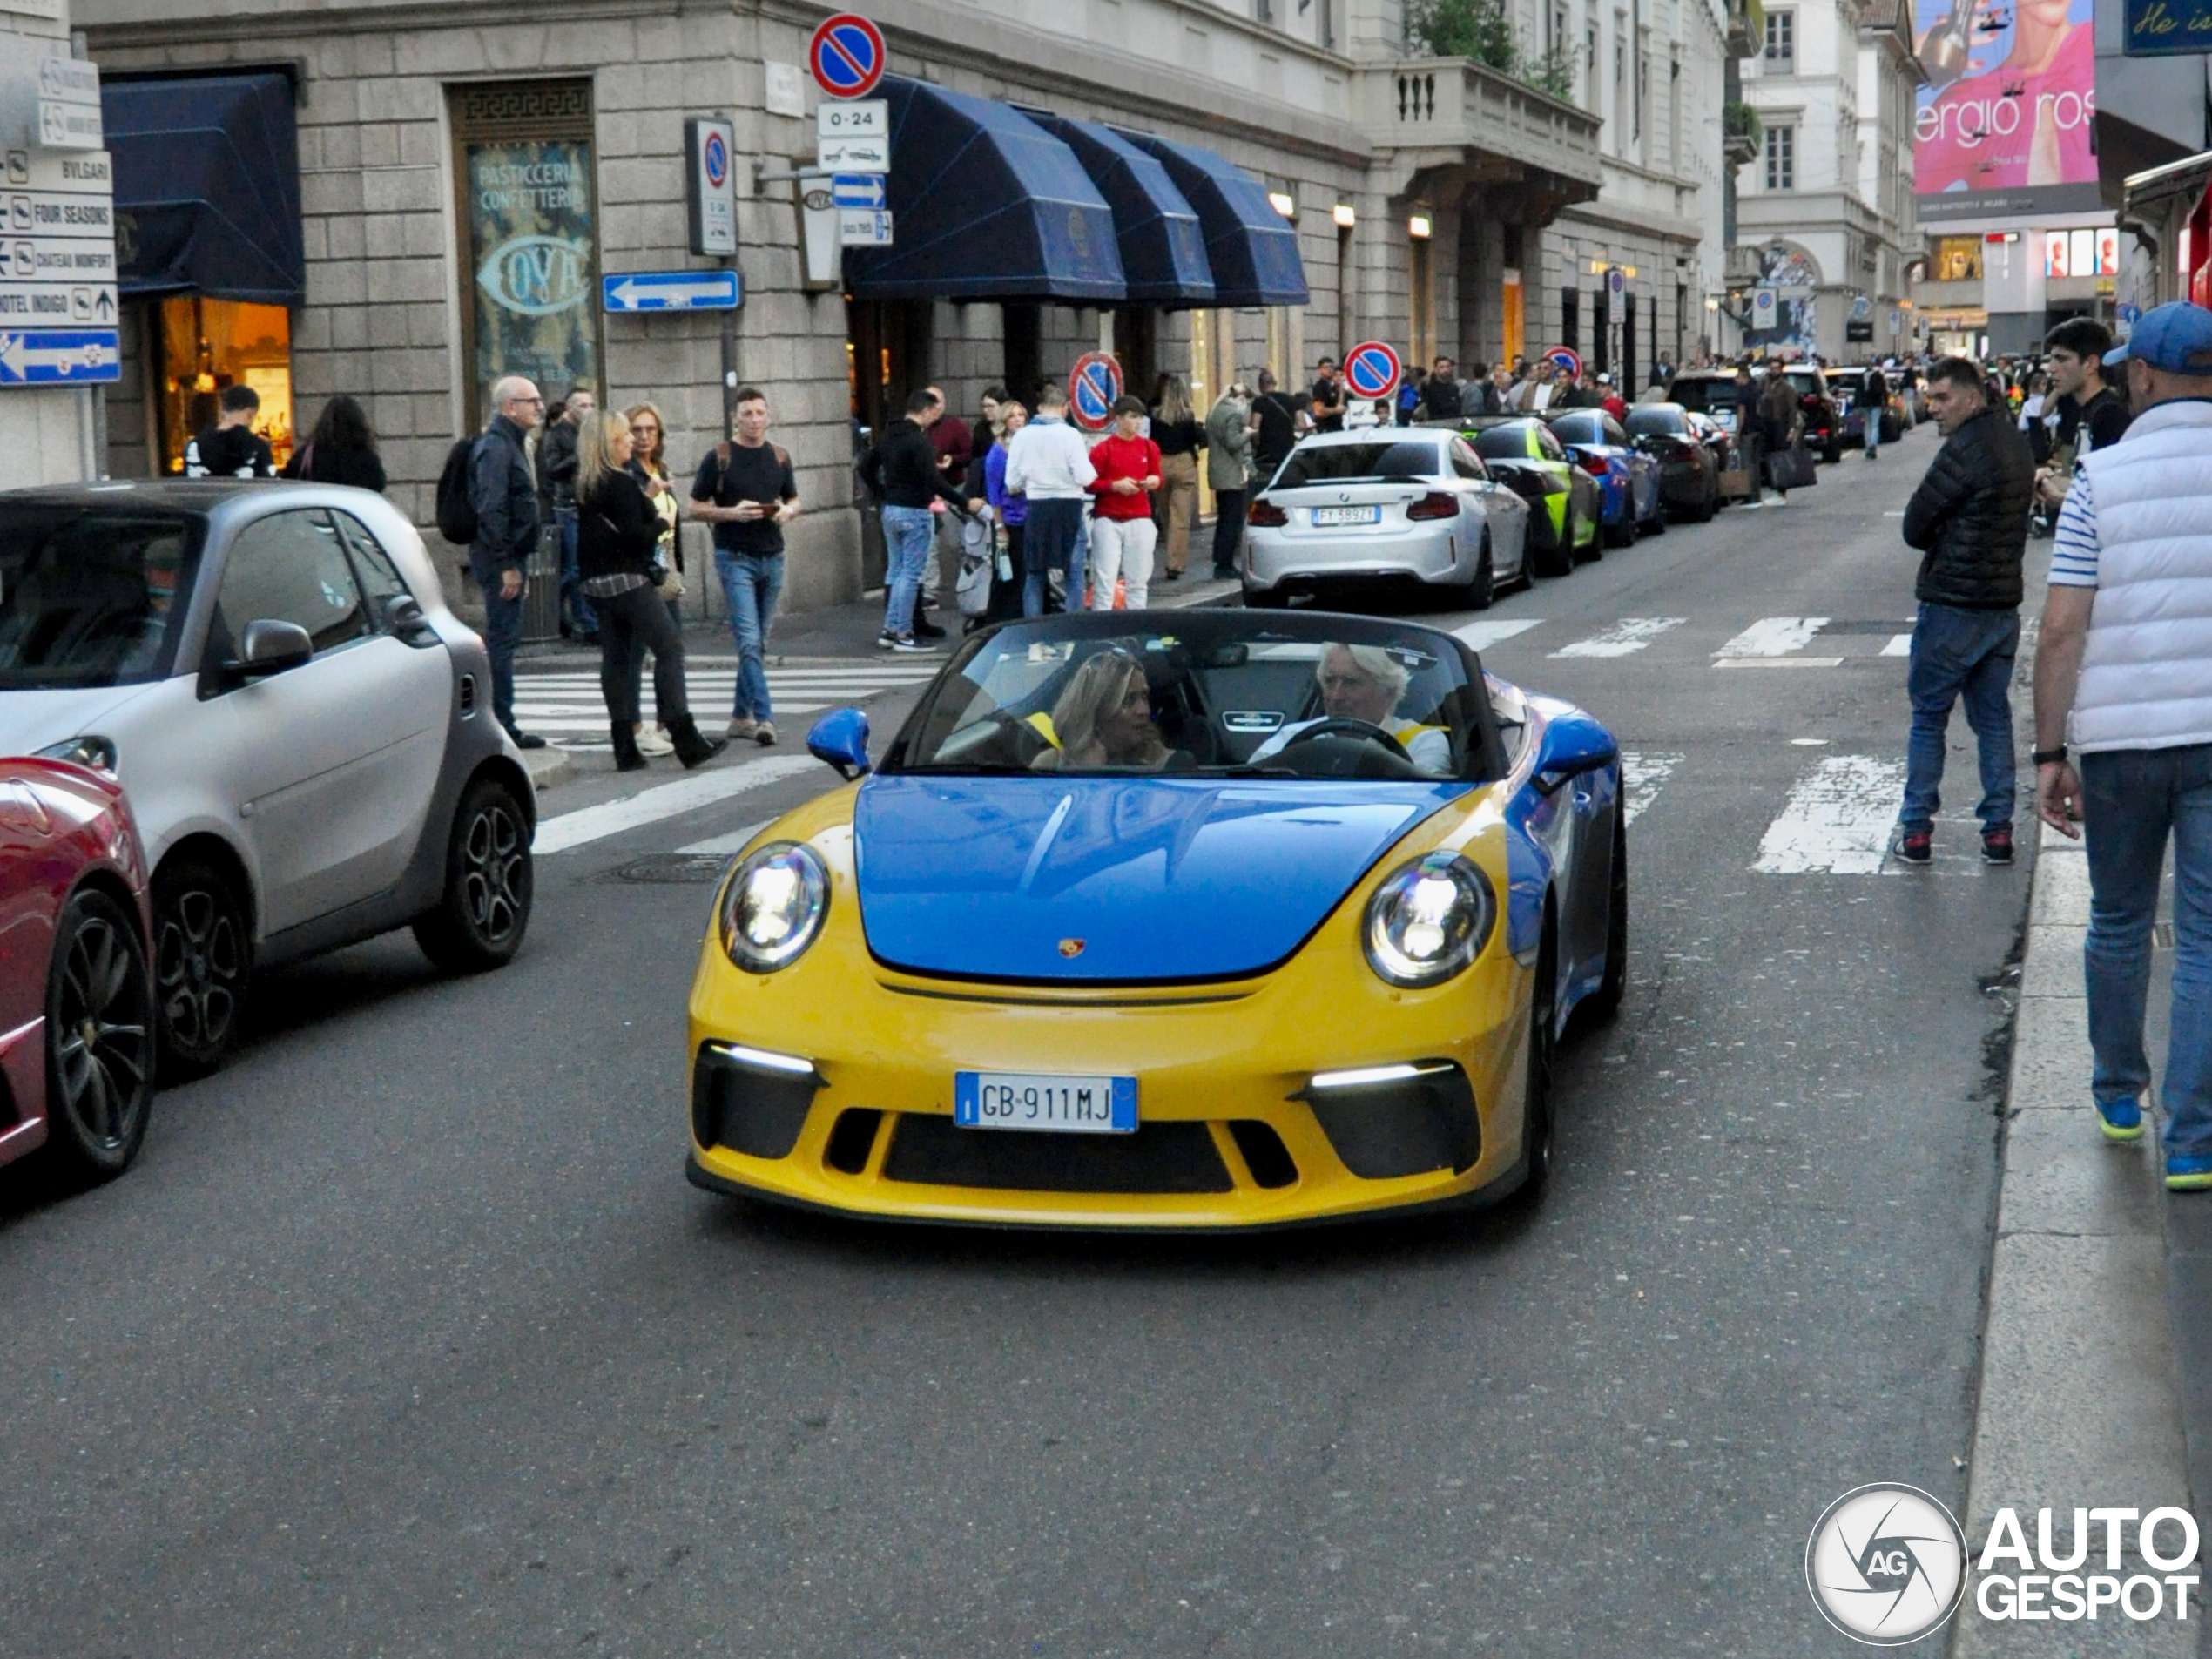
[148,296,293,474]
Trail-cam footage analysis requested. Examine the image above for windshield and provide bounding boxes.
[1472,425,1537,462]
[1786,370,1824,397]
[0,505,204,691]
[1271,439,1444,489]
[892,612,1496,782]
[1549,412,1606,445]
[1624,407,1687,437]
[1667,378,1727,414]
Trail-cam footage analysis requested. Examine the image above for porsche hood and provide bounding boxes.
[852,774,1471,982]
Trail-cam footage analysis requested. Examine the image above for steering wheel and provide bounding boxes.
[1280,718,1412,761]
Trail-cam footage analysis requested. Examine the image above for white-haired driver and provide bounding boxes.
[1249,643,1453,774]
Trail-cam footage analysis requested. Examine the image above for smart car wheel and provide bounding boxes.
[414,775,533,973]
[153,858,248,1079]
[44,888,155,1180]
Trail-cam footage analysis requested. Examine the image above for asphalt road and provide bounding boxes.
[1,422,2035,1656]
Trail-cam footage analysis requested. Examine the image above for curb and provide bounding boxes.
[1950,819,2199,1657]
[523,745,576,792]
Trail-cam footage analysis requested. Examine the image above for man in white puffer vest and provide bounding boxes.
[2033,300,2212,1193]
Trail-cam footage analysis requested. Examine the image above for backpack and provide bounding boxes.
[713,439,792,494]
[435,435,481,544]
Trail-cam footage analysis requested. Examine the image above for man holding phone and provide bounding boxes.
[690,388,800,743]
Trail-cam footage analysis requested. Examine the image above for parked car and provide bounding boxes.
[1545,408,1663,545]
[1242,428,1530,610]
[1661,371,1746,441]
[1460,418,1602,577]
[0,482,538,1076]
[1622,403,1721,520]
[1780,365,1843,462]
[0,757,156,1184]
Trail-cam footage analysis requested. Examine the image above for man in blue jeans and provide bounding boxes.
[467,374,548,749]
[1895,357,2036,865]
[1001,382,1096,615]
[859,388,965,650]
[689,388,800,740]
[2033,300,2212,1192]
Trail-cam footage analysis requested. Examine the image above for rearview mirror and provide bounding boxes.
[1531,711,1619,796]
[236,618,314,677]
[807,707,872,780]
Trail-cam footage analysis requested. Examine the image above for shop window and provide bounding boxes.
[448,80,602,435]
[1933,236,1982,282]
[150,297,293,475]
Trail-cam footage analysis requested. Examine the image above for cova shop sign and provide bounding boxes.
[476,233,592,317]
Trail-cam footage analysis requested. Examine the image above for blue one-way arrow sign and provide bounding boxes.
[0,327,119,384]
[832,173,887,209]
[600,270,743,313]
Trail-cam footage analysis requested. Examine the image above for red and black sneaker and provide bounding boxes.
[1896,830,1932,866]
[1981,827,2014,866]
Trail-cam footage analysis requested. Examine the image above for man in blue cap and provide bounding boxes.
[2033,300,2212,1191]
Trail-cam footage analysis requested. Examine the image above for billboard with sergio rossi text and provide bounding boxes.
[1913,0,2106,221]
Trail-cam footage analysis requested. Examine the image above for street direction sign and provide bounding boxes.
[832,173,887,209]
[818,99,887,138]
[809,14,887,98]
[838,210,894,246]
[4,188,115,238]
[600,270,743,312]
[0,327,118,384]
[1069,350,1123,432]
[3,149,111,193]
[817,133,888,173]
[1342,340,1402,402]
[0,238,117,282]
[0,282,117,325]
[1546,346,1582,381]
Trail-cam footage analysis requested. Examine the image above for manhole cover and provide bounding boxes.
[591,853,730,885]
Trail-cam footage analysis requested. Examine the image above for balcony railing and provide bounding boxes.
[1356,57,1603,195]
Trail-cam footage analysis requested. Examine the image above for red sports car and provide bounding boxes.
[0,758,156,1184]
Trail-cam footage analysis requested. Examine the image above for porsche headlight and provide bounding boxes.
[720,842,829,973]
[35,734,117,774]
[1363,853,1495,988]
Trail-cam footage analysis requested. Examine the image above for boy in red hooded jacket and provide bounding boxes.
[1087,395,1163,608]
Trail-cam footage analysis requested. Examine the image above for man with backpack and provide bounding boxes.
[689,388,800,743]
[184,383,274,478]
[441,375,547,749]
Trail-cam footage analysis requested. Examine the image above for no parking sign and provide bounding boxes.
[810,13,887,98]
[1546,347,1582,381]
[1069,351,1123,433]
[1342,341,1402,403]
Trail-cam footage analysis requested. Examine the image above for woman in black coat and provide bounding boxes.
[574,411,725,772]
[280,395,387,492]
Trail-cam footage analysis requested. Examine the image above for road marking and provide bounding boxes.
[1551,618,1685,658]
[511,664,934,744]
[1621,752,1682,824]
[1882,633,1912,657]
[1452,618,1543,651]
[678,819,772,855]
[1752,755,1905,874]
[534,755,823,854]
[1716,617,1831,658]
[1713,657,1847,669]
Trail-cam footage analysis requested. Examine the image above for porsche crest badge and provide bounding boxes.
[1058,938,1086,958]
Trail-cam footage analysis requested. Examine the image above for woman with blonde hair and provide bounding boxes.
[575,410,725,771]
[1149,374,1204,581]
[1031,646,1170,772]
[621,401,683,756]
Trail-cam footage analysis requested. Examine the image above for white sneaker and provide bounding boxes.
[725,716,758,742]
[636,725,675,756]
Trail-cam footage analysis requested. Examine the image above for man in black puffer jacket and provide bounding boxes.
[1894,356,2037,867]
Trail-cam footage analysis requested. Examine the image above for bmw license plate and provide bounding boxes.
[954,1070,1137,1134]
[1312,504,1381,526]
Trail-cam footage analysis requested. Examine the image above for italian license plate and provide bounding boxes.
[1312,504,1381,526]
[954,1070,1137,1134]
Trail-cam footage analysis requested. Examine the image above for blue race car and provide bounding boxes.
[686,609,1627,1231]
[1547,409,1663,547]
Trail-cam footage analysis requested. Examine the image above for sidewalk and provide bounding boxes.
[1953,817,2206,1657]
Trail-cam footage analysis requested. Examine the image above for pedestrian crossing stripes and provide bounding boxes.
[1452,618,1544,652]
[1552,618,1684,659]
[1752,755,1906,874]
[1715,617,1830,658]
[1620,752,1682,824]
[511,663,940,747]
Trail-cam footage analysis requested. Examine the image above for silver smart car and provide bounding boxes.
[1242,428,1531,610]
[0,481,536,1075]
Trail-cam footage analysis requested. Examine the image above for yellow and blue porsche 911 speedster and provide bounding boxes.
[685,609,1625,1230]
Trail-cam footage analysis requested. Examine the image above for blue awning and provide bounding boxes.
[1113,133,1308,308]
[1026,116,1214,307]
[103,73,305,307]
[845,78,1125,303]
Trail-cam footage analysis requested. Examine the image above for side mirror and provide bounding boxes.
[235,618,314,678]
[1531,711,1619,796]
[807,707,872,780]
[384,593,436,644]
